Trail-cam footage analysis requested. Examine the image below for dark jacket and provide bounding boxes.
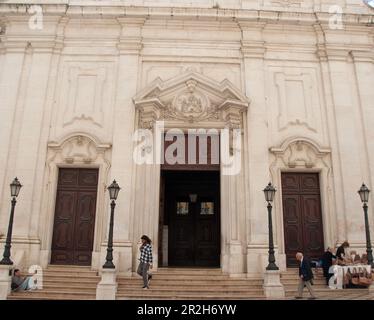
[299,257,314,282]
[321,251,335,277]
[336,246,345,260]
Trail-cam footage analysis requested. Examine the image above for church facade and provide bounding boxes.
[0,0,373,278]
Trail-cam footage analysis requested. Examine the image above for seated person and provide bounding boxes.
[361,254,368,265]
[320,247,336,285]
[11,269,33,292]
[353,252,361,265]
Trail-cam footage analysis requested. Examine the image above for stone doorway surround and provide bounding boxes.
[39,134,112,270]
[132,71,250,276]
[269,137,333,270]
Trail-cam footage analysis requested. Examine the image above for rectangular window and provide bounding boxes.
[177,202,189,215]
[200,202,214,215]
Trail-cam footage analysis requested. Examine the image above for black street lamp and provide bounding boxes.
[103,180,121,269]
[263,182,279,271]
[358,183,374,268]
[0,178,22,265]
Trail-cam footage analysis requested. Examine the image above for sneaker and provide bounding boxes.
[308,296,317,300]
[294,296,303,299]
[143,286,149,290]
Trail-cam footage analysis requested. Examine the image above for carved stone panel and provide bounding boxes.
[133,71,249,129]
[53,61,115,142]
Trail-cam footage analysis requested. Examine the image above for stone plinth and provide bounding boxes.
[263,269,285,299]
[96,268,118,300]
[0,265,12,300]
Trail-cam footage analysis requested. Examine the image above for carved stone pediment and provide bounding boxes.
[48,134,111,165]
[270,137,331,169]
[133,72,250,129]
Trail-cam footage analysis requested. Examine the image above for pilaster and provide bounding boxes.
[104,17,145,275]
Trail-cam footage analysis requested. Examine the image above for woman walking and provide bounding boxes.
[137,235,153,289]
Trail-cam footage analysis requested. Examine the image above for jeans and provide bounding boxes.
[137,262,150,287]
[13,277,32,292]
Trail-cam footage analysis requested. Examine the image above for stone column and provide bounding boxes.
[100,17,145,276]
[239,21,285,275]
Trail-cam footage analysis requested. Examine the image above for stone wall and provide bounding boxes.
[0,1,373,276]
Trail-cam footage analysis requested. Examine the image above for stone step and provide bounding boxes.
[118,278,262,286]
[117,296,263,300]
[38,281,99,287]
[39,273,100,281]
[117,287,264,293]
[281,279,325,284]
[126,274,249,280]
[8,265,100,300]
[42,278,100,285]
[47,265,93,269]
[117,292,265,299]
[9,289,96,298]
[156,268,223,274]
[40,283,99,290]
[281,274,325,278]
[118,284,264,290]
[8,293,95,300]
[284,289,370,298]
[43,270,99,277]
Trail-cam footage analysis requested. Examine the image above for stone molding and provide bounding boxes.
[0,4,373,26]
[38,133,112,269]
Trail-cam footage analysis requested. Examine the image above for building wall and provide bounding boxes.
[0,0,373,276]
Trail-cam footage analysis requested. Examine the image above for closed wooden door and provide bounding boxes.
[51,168,98,266]
[282,173,324,266]
[166,171,220,267]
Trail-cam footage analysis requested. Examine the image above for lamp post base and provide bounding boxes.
[0,257,13,266]
[96,268,117,300]
[0,265,12,300]
[102,261,115,269]
[263,270,285,299]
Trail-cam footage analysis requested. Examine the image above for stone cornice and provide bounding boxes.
[350,47,374,63]
[0,4,373,27]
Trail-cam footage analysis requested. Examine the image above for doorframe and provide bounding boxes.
[279,170,326,265]
[269,137,335,265]
[160,169,221,268]
[39,134,112,269]
[50,167,100,266]
[132,124,247,275]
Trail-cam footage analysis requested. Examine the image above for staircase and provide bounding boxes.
[116,268,265,300]
[8,266,372,300]
[8,265,100,300]
[281,268,372,300]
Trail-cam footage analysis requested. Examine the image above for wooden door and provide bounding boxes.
[166,171,220,267]
[282,173,324,266]
[51,168,98,266]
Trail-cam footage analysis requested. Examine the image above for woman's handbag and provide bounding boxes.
[358,269,372,286]
[351,267,359,285]
[344,269,352,286]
